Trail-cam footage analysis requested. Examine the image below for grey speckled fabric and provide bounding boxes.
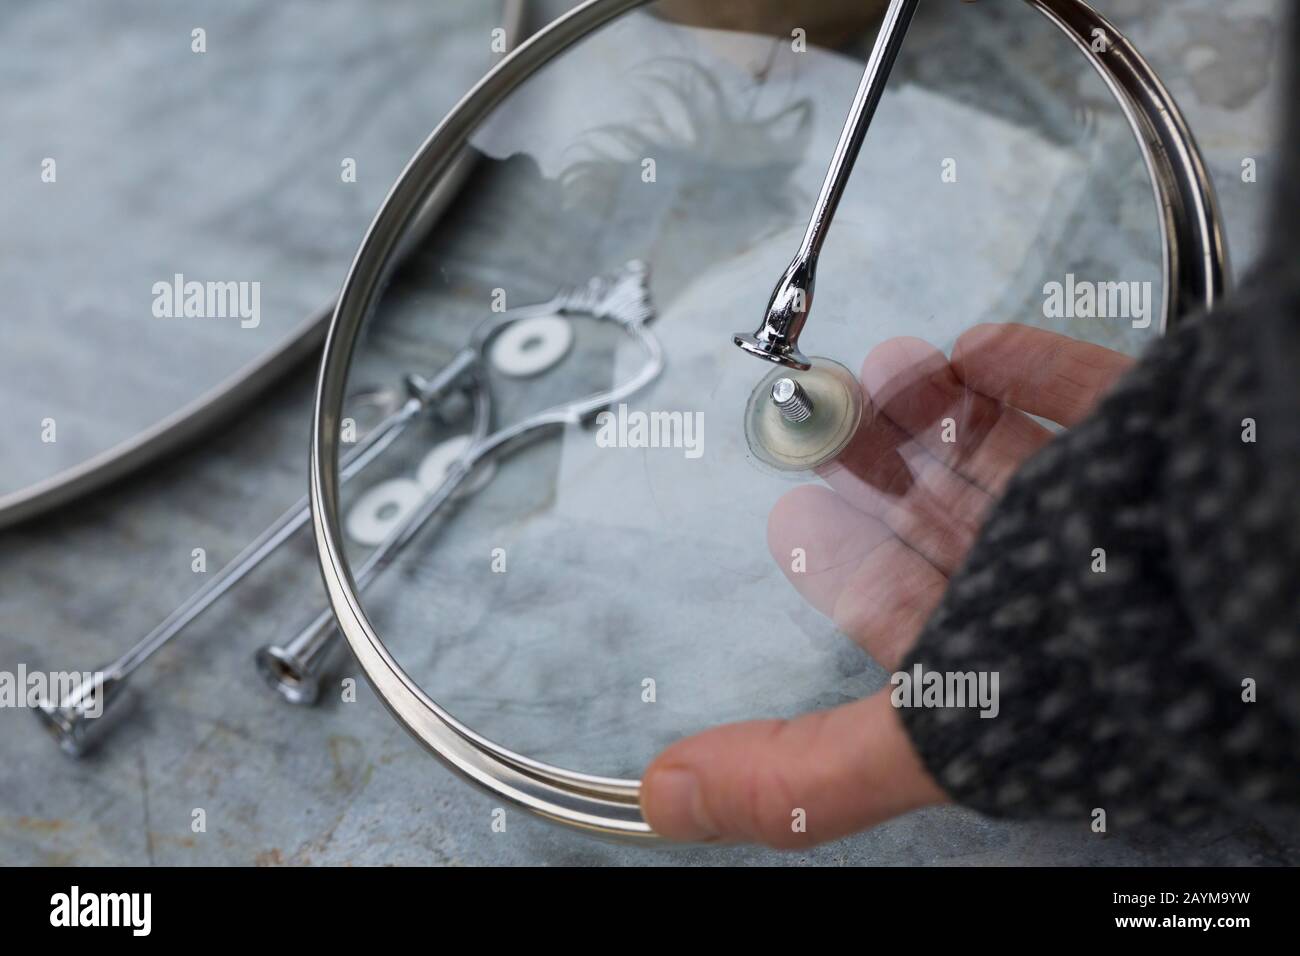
[900,14,1300,829]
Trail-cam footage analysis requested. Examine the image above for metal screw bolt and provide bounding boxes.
[772,377,814,424]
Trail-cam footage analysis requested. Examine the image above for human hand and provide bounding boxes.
[641,323,1136,846]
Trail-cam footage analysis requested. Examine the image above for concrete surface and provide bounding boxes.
[0,0,504,498]
[1,0,1296,866]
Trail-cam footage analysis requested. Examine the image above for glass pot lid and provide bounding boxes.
[307,0,1227,839]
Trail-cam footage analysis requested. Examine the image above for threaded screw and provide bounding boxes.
[772,378,814,424]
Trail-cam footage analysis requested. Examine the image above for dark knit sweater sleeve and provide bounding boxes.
[897,282,1300,826]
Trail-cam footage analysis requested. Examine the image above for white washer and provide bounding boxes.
[490,315,573,377]
[345,478,424,547]
[416,435,495,496]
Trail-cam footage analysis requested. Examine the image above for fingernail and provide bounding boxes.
[647,768,719,842]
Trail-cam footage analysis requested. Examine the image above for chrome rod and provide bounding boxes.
[255,379,492,704]
[34,368,472,755]
[733,0,919,370]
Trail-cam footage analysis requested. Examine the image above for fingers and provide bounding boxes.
[768,485,949,668]
[641,690,949,847]
[766,484,895,620]
[813,327,1131,573]
[821,415,993,576]
[829,533,950,670]
[859,336,1055,496]
[952,323,1135,427]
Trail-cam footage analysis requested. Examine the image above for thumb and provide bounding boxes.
[640,690,948,847]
